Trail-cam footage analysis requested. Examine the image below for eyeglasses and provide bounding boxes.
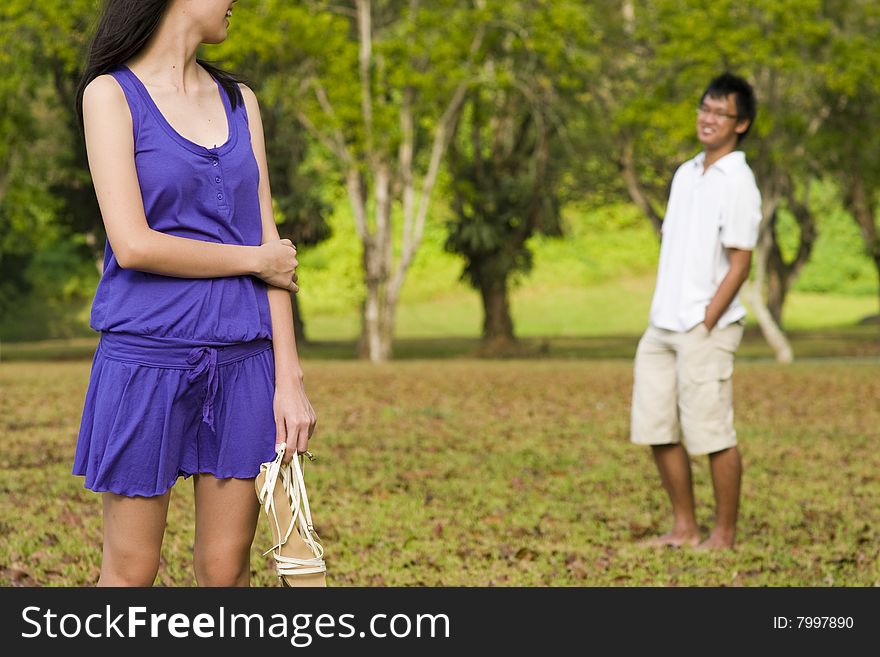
[696,105,738,120]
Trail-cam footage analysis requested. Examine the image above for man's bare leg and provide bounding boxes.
[642,443,701,547]
[698,446,742,550]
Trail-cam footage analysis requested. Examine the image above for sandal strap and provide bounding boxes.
[273,553,327,575]
[257,443,326,579]
[289,454,324,556]
[276,563,326,576]
[257,449,297,552]
[274,553,325,567]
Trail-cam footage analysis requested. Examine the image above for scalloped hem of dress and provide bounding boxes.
[73,467,262,498]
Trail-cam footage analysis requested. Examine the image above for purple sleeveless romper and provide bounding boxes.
[73,65,277,497]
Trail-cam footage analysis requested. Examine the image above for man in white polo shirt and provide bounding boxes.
[631,73,761,550]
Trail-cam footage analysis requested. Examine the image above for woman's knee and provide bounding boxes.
[193,547,251,586]
[98,547,162,586]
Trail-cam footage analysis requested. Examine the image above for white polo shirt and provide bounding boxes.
[649,150,762,332]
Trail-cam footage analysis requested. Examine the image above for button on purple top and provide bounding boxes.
[90,66,272,344]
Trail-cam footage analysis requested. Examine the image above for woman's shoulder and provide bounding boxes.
[237,83,259,108]
[236,83,264,130]
[82,73,135,134]
[83,73,128,109]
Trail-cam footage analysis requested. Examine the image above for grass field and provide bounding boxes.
[2,340,878,587]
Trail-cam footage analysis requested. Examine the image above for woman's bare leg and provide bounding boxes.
[192,474,260,586]
[98,491,171,586]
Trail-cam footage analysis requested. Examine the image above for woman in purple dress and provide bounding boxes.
[73,0,316,586]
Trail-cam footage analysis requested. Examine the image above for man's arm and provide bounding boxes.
[703,248,752,330]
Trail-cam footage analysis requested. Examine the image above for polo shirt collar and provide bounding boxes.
[694,150,745,175]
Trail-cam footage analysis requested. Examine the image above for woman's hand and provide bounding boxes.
[257,239,299,292]
[273,379,317,464]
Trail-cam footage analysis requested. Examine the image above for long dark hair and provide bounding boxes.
[75,0,243,128]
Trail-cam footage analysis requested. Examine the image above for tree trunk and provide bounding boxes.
[742,281,793,363]
[311,0,478,363]
[847,174,880,318]
[356,162,395,363]
[379,293,397,361]
[360,276,385,362]
[765,244,788,326]
[764,192,818,326]
[478,272,516,354]
[619,138,663,237]
[751,197,794,363]
[359,251,395,362]
[357,286,394,361]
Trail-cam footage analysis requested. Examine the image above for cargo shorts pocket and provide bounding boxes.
[689,357,734,384]
[681,350,735,430]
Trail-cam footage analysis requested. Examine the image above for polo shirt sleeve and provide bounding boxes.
[720,173,762,250]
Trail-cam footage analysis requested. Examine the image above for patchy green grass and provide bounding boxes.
[2,353,878,587]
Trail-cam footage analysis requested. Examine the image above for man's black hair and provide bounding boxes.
[701,72,757,144]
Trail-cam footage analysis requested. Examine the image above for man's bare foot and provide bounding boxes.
[695,533,735,551]
[638,532,700,548]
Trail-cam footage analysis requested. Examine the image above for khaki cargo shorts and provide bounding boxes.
[630,320,744,456]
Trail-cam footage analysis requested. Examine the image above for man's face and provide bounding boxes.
[696,93,750,150]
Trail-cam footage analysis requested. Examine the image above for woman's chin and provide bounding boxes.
[202,29,228,45]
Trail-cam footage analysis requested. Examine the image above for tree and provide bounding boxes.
[0,1,101,333]
[223,0,489,361]
[444,0,593,353]
[820,0,880,319]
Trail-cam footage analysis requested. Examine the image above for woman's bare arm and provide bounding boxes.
[241,83,315,459]
[83,75,297,289]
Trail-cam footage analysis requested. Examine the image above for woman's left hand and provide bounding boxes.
[273,380,317,463]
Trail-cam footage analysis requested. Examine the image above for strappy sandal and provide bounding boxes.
[255,443,327,587]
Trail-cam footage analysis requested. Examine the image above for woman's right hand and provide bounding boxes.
[256,239,299,292]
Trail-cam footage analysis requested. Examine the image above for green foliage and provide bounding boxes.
[295,201,370,318]
[295,200,658,321]
[3,193,875,343]
[429,0,603,340]
[775,180,878,295]
[527,203,658,287]
[215,0,488,181]
[3,0,880,345]
[0,237,99,341]
[0,1,102,322]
